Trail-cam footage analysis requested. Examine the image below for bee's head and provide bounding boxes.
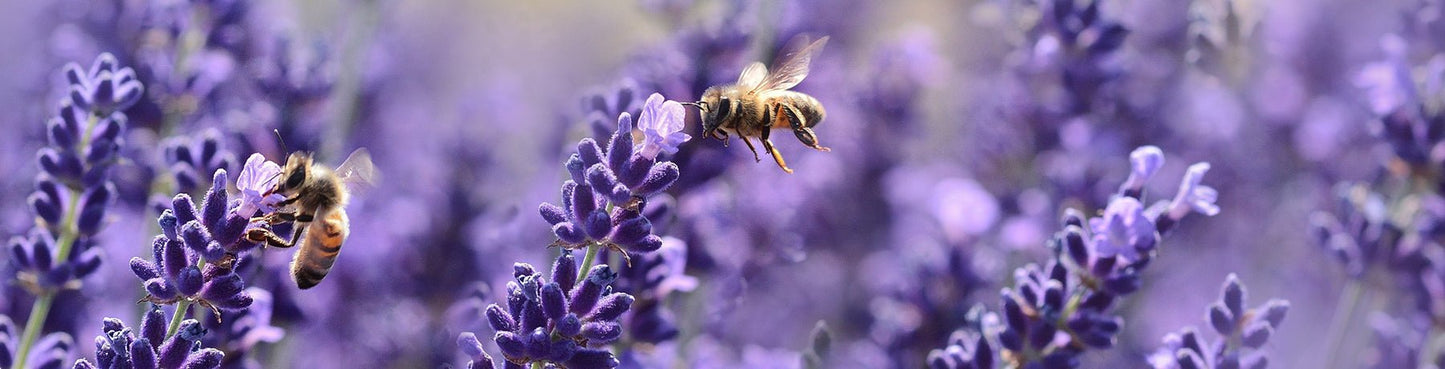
[273,152,313,195]
[692,88,729,141]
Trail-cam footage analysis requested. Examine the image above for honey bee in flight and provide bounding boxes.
[246,148,376,289]
[684,35,831,174]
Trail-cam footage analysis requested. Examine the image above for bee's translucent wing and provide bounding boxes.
[753,35,829,93]
[737,62,768,90]
[334,148,378,197]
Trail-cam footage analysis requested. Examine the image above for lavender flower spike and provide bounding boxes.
[635,93,691,160]
[1149,274,1290,369]
[71,307,226,369]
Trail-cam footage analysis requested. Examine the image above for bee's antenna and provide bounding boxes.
[679,101,704,110]
[273,129,288,154]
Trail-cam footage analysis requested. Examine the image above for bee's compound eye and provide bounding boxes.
[717,97,732,119]
[285,170,305,189]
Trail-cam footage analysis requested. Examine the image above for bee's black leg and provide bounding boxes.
[760,127,793,174]
[784,106,830,152]
[246,228,295,248]
[739,136,762,162]
[714,129,731,147]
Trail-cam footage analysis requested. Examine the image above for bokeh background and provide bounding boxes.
[1,0,1441,367]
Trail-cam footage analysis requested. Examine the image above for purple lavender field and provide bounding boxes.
[1,0,1442,368]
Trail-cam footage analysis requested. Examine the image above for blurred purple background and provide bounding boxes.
[1,0,1442,368]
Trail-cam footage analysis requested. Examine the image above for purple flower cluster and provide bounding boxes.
[928,146,1224,368]
[1148,274,1290,369]
[458,252,634,369]
[130,169,259,315]
[158,129,235,197]
[540,94,688,258]
[72,306,225,369]
[11,53,141,294]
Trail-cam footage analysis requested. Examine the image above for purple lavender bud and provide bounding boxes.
[46,117,74,148]
[585,293,634,322]
[1102,273,1141,295]
[609,216,652,247]
[631,162,679,196]
[73,360,98,369]
[998,329,1023,352]
[1026,320,1056,350]
[552,252,578,294]
[8,238,31,270]
[144,278,177,300]
[548,339,577,362]
[162,239,187,282]
[525,327,551,359]
[1240,323,1273,349]
[157,321,199,369]
[200,275,251,310]
[458,332,487,360]
[520,297,547,333]
[540,203,568,225]
[580,322,623,344]
[1241,354,1268,369]
[541,282,567,320]
[486,304,516,332]
[92,113,124,143]
[1179,328,1207,356]
[33,237,54,271]
[180,348,223,369]
[582,210,612,240]
[564,348,619,369]
[570,182,598,224]
[1260,300,1289,329]
[172,195,199,228]
[624,235,663,254]
[38,148,83,181]
[131,257,160,280]
[569,265,615,315]
[1209,303,1235,336]
[494,331,526,358]
[73,249,102,279]
[514,263,537,279]
[553,223,587,244]
[585,164,628,204]
[566,154,587,183]
[577,139,605,168]
[140,306,165,345]
[1220,280,1248,326]
[130,338,157,369]
[158,210,179,241]
[75,183,115,235]
[608,114,635,172]
[28,191,62,226]
[618,156,655,189]
[177,267,204,296]
[215,214,249,249]
[1063,226,1089,265]
[507,282,526,319]
[1001,292,1027,331]
[202,170,229,230]
[556,314,582,337]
